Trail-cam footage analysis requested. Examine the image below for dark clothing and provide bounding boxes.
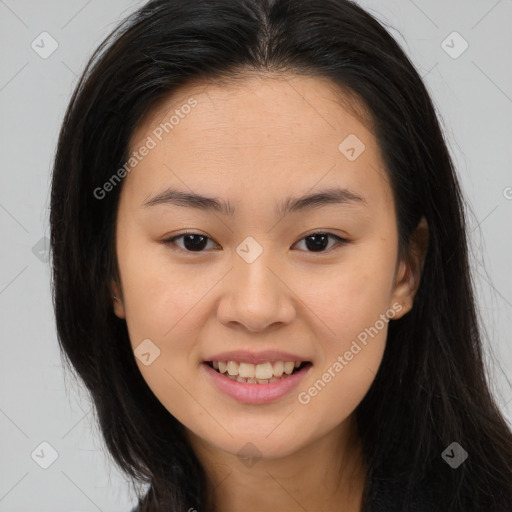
[128,481,439,511]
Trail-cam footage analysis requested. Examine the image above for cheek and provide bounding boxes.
[294,243,398,341]
[116,233,207,352]
[118,228,398,347]
[297,332,385,431]
[117,247,208,419]
[296,263,394,423]
[115,228,396,445]
[293,240,396,408]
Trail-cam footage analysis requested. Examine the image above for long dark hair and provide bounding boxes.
[49,0,512,510]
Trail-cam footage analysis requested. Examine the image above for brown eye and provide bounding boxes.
[293,232,348,253]
[163,231,349,254]
[163,233,218,252]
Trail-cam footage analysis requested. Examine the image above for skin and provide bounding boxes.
[111,73,428,512]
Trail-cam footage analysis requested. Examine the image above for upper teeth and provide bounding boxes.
[213,360,302,379]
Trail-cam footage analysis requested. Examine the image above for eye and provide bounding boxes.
[292,231,348,253]
[162,230,348,254]
[162,232,219,253]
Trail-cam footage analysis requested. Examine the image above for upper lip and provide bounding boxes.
[204,350,311,365]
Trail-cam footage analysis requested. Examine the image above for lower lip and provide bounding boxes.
[200,362,312,404]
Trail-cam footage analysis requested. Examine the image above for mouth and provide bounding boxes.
[204,360,313,384]
[201,358,313,404]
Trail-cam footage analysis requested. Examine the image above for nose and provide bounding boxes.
[216,250,296,332]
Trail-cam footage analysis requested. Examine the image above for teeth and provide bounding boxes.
[239,362,255,379]
[283,362,295,375]
[227,361,239,376]
[210,360,306,382]
[255,362,273,380]
[273,361,284,377]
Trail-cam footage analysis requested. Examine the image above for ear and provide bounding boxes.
[390,216,429,319]
[110,279,126,319]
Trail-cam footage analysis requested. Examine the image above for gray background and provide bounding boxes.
[1,0,511,510]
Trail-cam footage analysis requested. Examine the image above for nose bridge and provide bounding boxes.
[234,235,280,303]
[217,235,295,331]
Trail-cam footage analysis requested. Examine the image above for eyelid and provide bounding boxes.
[292,230,349,253]
[161,230,350,253]
[162,230,220,251]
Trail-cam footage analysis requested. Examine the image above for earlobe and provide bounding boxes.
[390,216,429,319]
[110,279,126,319]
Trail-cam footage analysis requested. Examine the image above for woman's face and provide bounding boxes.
[111,73,419,461]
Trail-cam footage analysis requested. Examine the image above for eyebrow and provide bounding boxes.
[142,185,366,217]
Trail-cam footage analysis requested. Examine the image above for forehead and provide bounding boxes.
[122,73,391,215]
[131,72,374,148]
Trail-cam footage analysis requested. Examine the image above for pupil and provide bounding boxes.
[183,234,207,251]
[306,234,328,252]
[183,234,329,252]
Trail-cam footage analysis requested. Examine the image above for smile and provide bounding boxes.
[201,360,313,404]
[206,360,310,383]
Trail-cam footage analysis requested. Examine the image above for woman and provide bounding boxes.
[49,0,512,510]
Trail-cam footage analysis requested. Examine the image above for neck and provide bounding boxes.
[188,413,366,512]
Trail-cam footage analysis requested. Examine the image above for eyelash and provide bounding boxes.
[162,230,349,254]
